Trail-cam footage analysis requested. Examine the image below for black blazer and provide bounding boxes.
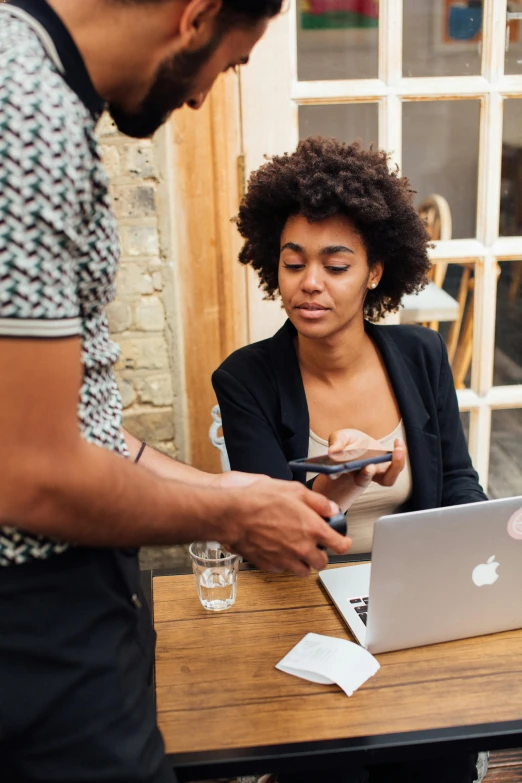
[212,320,487,512]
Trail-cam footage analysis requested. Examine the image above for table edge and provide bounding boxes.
[167,720,522,778]
[146,563,522,776]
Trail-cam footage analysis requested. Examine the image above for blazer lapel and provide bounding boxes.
[269,321,310,465]
[367,323,440,510]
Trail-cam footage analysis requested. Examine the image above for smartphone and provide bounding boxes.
[288,449,392,476]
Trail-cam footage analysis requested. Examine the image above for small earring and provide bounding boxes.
[370,283,377,289]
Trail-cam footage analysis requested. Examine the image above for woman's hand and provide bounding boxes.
[328,428,406,488]
[311,430,406,511]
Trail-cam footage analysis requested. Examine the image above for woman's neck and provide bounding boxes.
[295,317,372,381]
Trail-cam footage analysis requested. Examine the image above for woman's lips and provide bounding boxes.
[295,304,330,320]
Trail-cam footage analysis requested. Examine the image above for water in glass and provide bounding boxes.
[197,565,237,611]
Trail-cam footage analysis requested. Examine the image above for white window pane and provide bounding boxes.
[403,0,482,77]
[505,8,522,75]
[494,261,522,386]
[500,100,522,237]
[296,0,379,81]
[402,100,480,240]
[299,103,378,148]
[489,410,522,499]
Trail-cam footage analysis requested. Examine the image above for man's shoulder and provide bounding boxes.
[0,13,93,154]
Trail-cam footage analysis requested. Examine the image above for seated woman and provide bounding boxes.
[213,137,488,783]
[213,136,486,556]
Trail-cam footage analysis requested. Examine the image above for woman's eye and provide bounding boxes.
[283,263,305,270]
[326,266,350,273]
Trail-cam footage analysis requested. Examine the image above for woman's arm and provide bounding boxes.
[436,334,488,506]
[212,368,295,480]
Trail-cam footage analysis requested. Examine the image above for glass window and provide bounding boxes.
[500,100,522,237]
[505,6,522,75]
[494,261,522,386]
[296,0,379,81]
[402,100,480,240]
[403,0,482,78]
[400,261,476,390]
[299,103,379,148]
[489,409,522,499]
[460,411,471,444]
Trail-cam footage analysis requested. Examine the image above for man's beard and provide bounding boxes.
[109,34,222,139]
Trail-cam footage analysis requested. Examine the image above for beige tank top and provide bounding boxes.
[308,421,412,554]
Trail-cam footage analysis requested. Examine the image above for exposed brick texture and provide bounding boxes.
[98,115,178,457]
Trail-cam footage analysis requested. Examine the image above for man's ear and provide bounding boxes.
[177,0,223,50]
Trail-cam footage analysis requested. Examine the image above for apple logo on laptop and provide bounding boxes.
[472,555,499,587]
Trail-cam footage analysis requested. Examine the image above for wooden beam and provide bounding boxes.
[170,73,247,472]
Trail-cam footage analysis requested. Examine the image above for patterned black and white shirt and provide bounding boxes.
[0,2,128,566]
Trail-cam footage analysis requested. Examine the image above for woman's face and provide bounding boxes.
[278,213,383,340]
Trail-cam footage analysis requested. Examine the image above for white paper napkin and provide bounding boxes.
[276,632,380,697]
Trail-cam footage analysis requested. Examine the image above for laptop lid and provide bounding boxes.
[365,496,522,653]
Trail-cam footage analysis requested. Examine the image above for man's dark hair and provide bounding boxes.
[221,0,283,21]
[236,136,432,322]
[113,0,284,24]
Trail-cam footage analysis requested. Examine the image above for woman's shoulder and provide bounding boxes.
[214,320,295,383]
[213,335,277,391]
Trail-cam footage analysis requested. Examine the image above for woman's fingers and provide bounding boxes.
[328,427,366,454]
[373,438,405,486]
[353,463,376,488]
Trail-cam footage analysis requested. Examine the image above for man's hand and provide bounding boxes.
[216,479,351,577]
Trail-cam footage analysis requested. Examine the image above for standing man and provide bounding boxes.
[0,2,351,781]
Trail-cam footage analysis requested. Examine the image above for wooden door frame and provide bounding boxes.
[169,73,247,472]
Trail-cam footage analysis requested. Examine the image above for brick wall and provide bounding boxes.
[97,114,181,459]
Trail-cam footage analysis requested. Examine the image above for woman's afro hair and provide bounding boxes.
[236,136,432,321]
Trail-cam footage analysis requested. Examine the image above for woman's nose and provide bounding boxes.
[301,267,324,292]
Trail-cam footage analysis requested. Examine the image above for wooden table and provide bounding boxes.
[149,563,522,782]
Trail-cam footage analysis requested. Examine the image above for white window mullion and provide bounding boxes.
[499,75,522,95]
[458,386,522,410]
[477,92,503,247]
[482,0,507,83]
[399,76,490,98]
[478,0,505,249]
[429,238,486,261]
[493,236,522,257]
[379,0,402,85]
[469,405,492,492]
[469,0,505,479]
[379,0,403,167]
[379,94,402,168]
[471,255,498,396]
[291,79,387,103]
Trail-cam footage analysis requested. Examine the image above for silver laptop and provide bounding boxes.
[319,496,522,654]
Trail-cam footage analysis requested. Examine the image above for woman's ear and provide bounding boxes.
[368,261,384,290]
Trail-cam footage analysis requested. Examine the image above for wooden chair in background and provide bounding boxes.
[508,261,522,304]
[417,194,474,389]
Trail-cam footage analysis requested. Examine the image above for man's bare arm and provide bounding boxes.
[0,338,348,575]
[123,428,216,484]
[123,428,268,488]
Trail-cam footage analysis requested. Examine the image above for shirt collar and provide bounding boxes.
[9,0,105,120]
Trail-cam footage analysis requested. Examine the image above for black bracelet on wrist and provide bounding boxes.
[134,441,147,464]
